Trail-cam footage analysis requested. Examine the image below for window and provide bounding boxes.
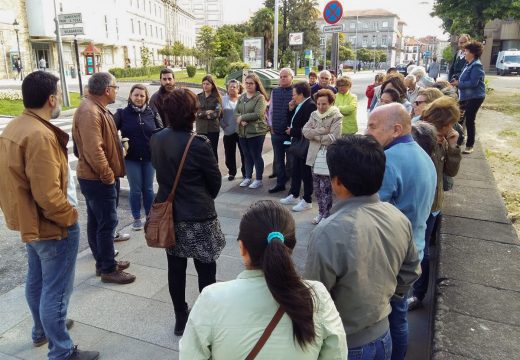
[155,26,158,37]
[362,36,368,47]
[382,21,388,28]
[138,20,141,35]
[150,24,152,36]
[104,15,109,38]
[349,36,356,45]
[372,36,377,47]
[116,18,119,40]
[131,19,134,34]
[145,23,148,36]
[149,1,151,14]
[363,22,368,29]
[382,36,387,46]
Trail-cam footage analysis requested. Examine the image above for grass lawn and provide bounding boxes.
[0,92,82,117]
[118,69,226,87]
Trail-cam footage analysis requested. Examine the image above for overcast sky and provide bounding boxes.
[222,0,447,39]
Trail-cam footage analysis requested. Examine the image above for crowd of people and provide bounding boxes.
[0,34,485,360]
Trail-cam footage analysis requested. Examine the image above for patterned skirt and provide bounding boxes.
[166,217,226,263]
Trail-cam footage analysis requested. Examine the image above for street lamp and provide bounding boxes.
[13,19,23,80]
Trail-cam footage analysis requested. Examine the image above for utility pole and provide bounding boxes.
[273,0,279,69]
[53,0,70,106]
[74,36,83,97]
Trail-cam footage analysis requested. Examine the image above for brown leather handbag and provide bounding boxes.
[144,134,195,248]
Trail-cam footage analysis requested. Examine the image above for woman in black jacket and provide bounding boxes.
[150,88,225,337]
[280,82,316,214]
[196,75,222,161]
[115,84,162,231]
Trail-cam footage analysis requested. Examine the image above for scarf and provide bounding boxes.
[131,103,147,113]
[315,106,339,120]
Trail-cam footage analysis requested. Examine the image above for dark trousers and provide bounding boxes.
[413,213,439,301]
[271,133,290,187]
[203,131,220,162]
[166,254,216,312]
[289,154,313,203]
[78,179,118,274]
[239,135,265,180]
[223,133,245,177]
[460,97,484,148]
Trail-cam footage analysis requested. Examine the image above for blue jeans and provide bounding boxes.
[348,330,392,360]
[125,159,155,219]
[239,135,265,180]
[26,223,79,360]
[78,178,118,274]
[271,133,289,186]
[413,213,438,301]
[389,297,409,360]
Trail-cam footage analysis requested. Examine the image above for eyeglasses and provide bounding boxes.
[108,85,119,90]
[244,82,255,85]
[414,100,426,106]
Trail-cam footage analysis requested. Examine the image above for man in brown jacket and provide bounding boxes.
[0,72,99,359]
[73,72,135,284]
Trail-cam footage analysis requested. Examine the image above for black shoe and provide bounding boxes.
[268,185,286,194]
[228,175,235,181]
[174,306,190,336]
[67,345,99,360]
[268,173,277,179]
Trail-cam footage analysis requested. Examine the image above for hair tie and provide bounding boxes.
[267,232,284,244]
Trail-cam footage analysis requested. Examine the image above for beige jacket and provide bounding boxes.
[0,111,78,242]
[72,97,125,184]
[302,107,343,167]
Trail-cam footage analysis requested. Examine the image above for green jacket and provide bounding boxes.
[234,92,269,138]
[431,140,461,212]
[180,270,347,359]
[196,92,222,134]
[335,91,358,134]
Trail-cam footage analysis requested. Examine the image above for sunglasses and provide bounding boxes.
[414,100,426,106]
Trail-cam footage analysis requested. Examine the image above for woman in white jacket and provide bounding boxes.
[180,200,347,360]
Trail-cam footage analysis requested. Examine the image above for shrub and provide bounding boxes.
[213,57,229,78]
[228,62,250,74]
[186,65,197,78]
[0,89,23,100]
[108,65,164,78]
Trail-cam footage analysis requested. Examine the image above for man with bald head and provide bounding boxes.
[311,70,338,97]
[367,103,436,360]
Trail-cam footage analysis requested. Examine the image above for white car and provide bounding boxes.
[496,49,520,76]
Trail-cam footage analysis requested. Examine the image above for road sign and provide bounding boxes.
[60,27,84,36]
[323,0,343,25]
[58,13,82,25]
[320,36,326,46]
[322,24,344,33]
[424,50,431,58]
[289,32,304,46]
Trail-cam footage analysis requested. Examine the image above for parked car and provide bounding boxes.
[496,49,520,76]
[396,64,408,76]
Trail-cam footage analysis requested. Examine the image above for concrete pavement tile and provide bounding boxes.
[152,274,200,307]
[444,187,505,209]
[0,317,48,359]
[438,235,520,292]
[455,160,495,182]
[0,286,30,335]
[111,227,149,257]
[433,311,520,360]
[85,263,168,299]
[215,203,247,219]
[217,216,241,237]
[0,352,20,360]
[122,245,167,270]
[220,235,240,257]
[441,206,510,224]
[437,279,520,326]
[432,351,475,360]
[67,283,179,350]
[440,216,519,245]
[452,178,497,190]
[73,251,98,287]
[216,254,243,281]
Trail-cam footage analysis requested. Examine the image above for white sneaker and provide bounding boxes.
[240,178,252,187]
[280,194,299,205]
[292,199,312,212]
[249,180,263,189]
[312,214,323,225]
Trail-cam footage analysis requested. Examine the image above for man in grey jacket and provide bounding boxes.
[305,134,421,358]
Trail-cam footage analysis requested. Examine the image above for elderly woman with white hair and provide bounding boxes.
[410,66,434,88]
[404,74,421,105]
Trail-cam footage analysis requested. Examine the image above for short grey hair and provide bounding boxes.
[404,74,416,84]
[411,121,437,155]
[88,72,115,95]
[410,66,426,79]
[318,70,332,79]
[279,67,294,77]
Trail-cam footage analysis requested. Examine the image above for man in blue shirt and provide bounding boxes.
[367,103,436,360]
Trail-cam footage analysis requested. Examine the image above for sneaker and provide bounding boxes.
[33,319,75,347]
[101,270,136,284]
[462,146,473,154]
[67,345,100,360]
[96,261,130,276]
[280,194,299,205]
[132,219,143,231]
[292,199,312,212]
[239,178,252,187]
[114,232,130,242]
[312,214,323,225]
[407,296,423,311]
[249,180,263,189]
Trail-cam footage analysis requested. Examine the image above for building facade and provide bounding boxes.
[177,0,223,33]
[483,19,520,71]
[317,9,406,68]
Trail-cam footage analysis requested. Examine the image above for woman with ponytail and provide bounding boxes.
[179,200,347,359]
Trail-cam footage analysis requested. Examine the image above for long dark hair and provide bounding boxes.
[202,74,222,104]
[237,200,316,348]
[245,73,268,101]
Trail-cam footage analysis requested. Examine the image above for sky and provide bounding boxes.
[222,0,448,40]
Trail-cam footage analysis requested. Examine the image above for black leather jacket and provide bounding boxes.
[150,129,221,222]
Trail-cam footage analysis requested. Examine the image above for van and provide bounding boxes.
[496,49,520,75]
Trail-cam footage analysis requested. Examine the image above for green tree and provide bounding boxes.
[140,46,151,67]
[250,7,275,66]
[432,0,520,39]
[356,48,372,62]
[215,25,246,61]
[196,25,220,72]
[442,45,454,62]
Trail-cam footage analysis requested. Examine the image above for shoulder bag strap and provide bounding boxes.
[166,134,196,203]
[245,307,285,360]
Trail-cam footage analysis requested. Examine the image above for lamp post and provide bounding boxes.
[13,19,23,80]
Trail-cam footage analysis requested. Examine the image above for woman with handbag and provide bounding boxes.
[234,73,269,189]
[150,88,225,337]
[281,82,316,212]
[180,200,347,359]
[114,84,162,231]
[196,75,222,161]
[303,89,342,224]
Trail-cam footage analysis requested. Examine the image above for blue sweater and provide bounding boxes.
[458,59,486,101]
[379,135,436,260]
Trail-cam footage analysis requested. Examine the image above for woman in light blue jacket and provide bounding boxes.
[180,200,347,360]
[450,40,486,154]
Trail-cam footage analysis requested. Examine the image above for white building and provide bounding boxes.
[177,0,223,33]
